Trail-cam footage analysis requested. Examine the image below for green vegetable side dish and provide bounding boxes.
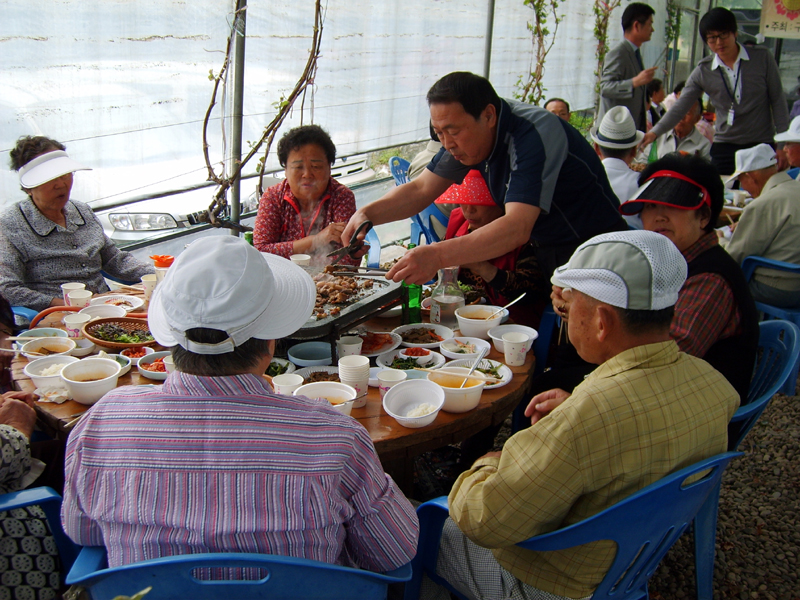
[389,357,421,370]
[476,362,502,379]
[266,360,289,377]
[92,324,154,343]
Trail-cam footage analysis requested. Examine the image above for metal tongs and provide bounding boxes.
[331,265,390,277]
[326,220,373,266]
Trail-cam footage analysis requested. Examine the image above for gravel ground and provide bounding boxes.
[648,387,800,600]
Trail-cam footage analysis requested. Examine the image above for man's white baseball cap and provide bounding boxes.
[725,144,777,185]
[552,230,687,310]
[148,236,316,354]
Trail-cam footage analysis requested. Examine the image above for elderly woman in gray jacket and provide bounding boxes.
[0,136,154,311]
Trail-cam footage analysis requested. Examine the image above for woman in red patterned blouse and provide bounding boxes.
[253,125,357,265]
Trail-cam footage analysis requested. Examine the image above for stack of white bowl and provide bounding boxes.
[338,355,370,407]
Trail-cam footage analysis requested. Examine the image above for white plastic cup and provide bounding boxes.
[338,355,370,371]
[155,267,169,282]
[163,355,176,373]
[61,282,86,305]
[290,254,311,266]
[339,373,370,406]
[63,313,91,338]
[141,274,158,301]
[337,336,363,358]
[377,369,408,400]
[272,373,304,395]
[502,332,530,367]
[67,289,93,308]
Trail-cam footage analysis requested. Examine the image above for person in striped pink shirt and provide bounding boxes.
[61,236,419,571]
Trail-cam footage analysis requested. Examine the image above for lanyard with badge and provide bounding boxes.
[719,61,742,127]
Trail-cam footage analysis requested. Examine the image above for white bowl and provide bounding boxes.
[488,324,539,353]
[18,327,69,339]
[120,346,155,366]
[294,381,357,416]
[438,337,492,361]
[23,355,80,389]
[100,354,132,376]
[79,305,127,320]
[21,337,77,360]
[455,305,504,339]
[427,367,485,413]
[61,358,121,405]
[397,347,434,365]
[288,341,333,367]
[382,380,445,428]
[71,338,96,357]
[137,351,171,381]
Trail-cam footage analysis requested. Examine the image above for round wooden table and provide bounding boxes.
[12,302,536,495]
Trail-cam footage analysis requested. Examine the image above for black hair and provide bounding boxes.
[598,145,635,160]
[544,98,570,113]
[615,306,675,335]
[276,125,336,168]
[699,8,738,43]
[171,328,272,376]
[429,121,438,142]
[621,3,655,31]
[646,79,663,99]
[9,136,65,171]
[673,81,686,95]
[426,72,501,120]
[638,154,723,234]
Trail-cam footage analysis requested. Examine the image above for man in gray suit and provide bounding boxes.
[597,3,657,132]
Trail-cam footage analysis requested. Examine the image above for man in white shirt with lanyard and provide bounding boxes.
[642,7,788,175]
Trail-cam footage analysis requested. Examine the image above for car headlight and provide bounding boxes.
[109,213,179,231]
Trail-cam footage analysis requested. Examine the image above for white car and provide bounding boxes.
[90,154,376,246]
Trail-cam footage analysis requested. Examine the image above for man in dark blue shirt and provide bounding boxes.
[343,72,626,283]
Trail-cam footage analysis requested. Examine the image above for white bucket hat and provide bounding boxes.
[590,106,645,150]
[18,150,91,189]
[775,116,800,143]
[148,236,316,354]
[552,230,687,310]
[725,143,777,185]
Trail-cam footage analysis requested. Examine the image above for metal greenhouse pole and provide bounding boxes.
[229,0,248,233]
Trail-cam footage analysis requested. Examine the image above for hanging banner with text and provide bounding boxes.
[761,0,800,39]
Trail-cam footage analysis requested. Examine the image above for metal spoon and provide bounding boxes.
[486,292,527,321]
[460,346,489,389]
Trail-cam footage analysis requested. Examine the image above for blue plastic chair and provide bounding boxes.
[388,156,410,186]
[364,227,381,269]
[741,255,800,395]
[0,486,81,579]
[693,320,800,600]
[511,306,560,432]
[404,452,741,600]
[410,203,449,246]
[67,546,411,600]
[11,305,38,323]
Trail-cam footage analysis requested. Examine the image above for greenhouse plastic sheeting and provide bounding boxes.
[1,0,667,210]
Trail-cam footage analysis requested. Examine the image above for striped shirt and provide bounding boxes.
[61,372,418,571]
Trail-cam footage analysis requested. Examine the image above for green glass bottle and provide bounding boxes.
[402,243,422,324]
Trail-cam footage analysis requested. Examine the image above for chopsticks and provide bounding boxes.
[413,367,501,383]
[0,347,44,356]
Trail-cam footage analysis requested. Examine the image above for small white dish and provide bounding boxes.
[445,358,513,390]
[137,351,170,380]
[120,346,155,366]
[100,353,132,376]
[391,323,454,349]
[438,337,492,361]
[294,366,340,383]
[79,305,128,320]
[376,349,446,371]
[382,379,445,428]
[266,357,296,377]
[398,347,434,365]
[70,338,96,357]
[88,295,144,312]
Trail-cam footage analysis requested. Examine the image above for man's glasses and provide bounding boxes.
[705,31,732,44]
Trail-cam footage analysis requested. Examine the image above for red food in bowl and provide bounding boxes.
[403,347,431,356]
[122,347,147,359]
[141,358,166,372]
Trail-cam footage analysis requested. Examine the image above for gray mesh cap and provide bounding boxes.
[551,230,687,310]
